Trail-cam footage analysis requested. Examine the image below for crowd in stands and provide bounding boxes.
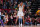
[0,0,40,25]
[0,0,31,9]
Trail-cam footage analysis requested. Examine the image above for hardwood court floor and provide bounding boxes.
[0,25,40,27]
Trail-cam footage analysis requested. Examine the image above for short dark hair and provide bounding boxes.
[20,1,23,3]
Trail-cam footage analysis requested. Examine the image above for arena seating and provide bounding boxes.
[31,1,38,15]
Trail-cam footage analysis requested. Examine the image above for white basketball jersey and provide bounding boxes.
[19,4,23,12]
[17,4,24,18]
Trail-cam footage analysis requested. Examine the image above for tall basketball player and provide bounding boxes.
[15,1,25,26]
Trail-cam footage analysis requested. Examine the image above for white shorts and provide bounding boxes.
[17,11,24,17]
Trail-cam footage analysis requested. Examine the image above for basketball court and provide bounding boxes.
[0,25,40,27]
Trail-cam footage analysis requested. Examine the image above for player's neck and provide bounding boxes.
[20,4,22,6]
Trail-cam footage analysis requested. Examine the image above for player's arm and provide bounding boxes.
[18,4,19,7]
[23,5,25,12]
[22,5,25,24]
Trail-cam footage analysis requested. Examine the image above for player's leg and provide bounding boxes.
[20,19,22,27]
[21,19,22,24]
[22,16,24,24]
[19,18,20,25]
[15,11,19,24]
[21,12,24,24]
[15,16,19,24]
[20,12,23,27]
[20,18,22,26]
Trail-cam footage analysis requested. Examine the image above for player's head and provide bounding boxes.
[20,1,23,5]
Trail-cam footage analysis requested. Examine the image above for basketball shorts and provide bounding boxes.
[17,11,24,17]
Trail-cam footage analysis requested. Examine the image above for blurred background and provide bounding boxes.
[0,0,40,26]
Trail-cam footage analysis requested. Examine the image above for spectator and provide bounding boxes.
[10,14,13,25]
[4,12,8,24]
[0,0,3,9]
[13,13,17,24]
[25,16,32,25]
[11,0,13,4]
[3,3,7,9]
[36,8,40,16]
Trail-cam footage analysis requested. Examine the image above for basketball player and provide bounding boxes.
[15,1,25,26]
